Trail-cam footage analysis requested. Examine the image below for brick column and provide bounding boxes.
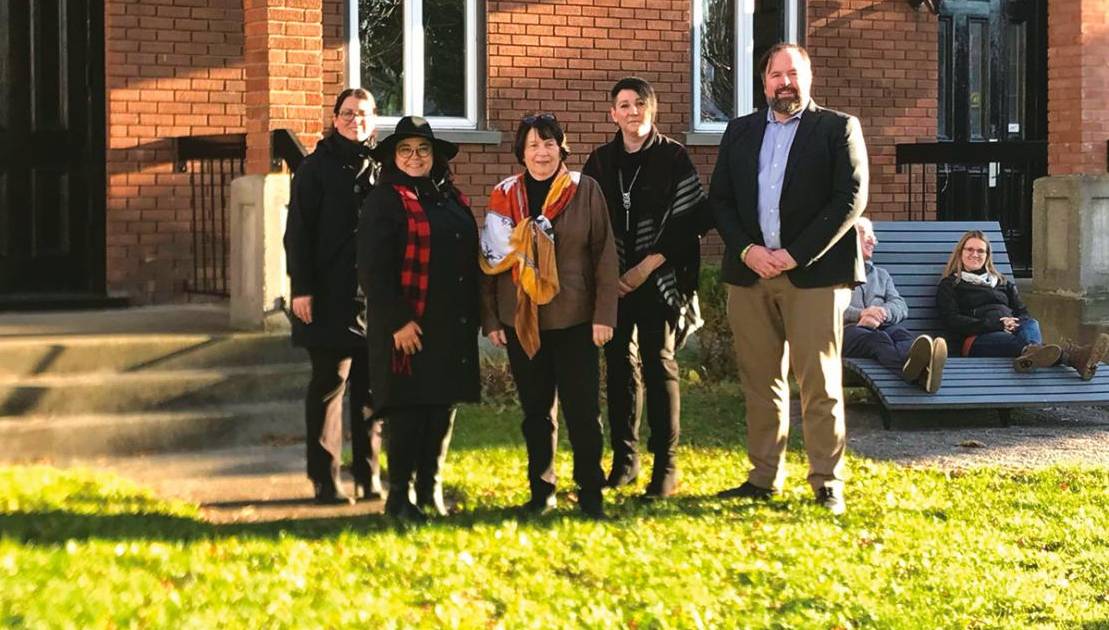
[243,0,324,174]
[1047,0,1109,175]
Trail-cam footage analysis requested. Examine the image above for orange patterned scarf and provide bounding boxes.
[480,167,579,357]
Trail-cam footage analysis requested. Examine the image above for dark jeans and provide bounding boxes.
[384,405,455,504]
[842,322,916,374]
[604,294,680,472]
[967,317,1043,357]
[505,323,605,501]
[305,347,381,487]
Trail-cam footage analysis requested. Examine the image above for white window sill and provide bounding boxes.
[684,131,724,147]
[437,129,503,145]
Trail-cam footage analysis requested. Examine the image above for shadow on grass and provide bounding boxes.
[0,491,793,546]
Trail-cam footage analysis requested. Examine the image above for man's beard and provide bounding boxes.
[771,88,802,115]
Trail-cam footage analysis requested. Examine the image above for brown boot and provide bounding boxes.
[1060,333,1109,381]
[1013,343,1062,373]
[920,337,947,394]
[902,335,933,383]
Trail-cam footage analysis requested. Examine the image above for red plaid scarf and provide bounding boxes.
[392,184,431,375]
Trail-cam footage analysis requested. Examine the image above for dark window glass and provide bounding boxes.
[938,17,952,140]
[752,0,785,111]
[0,1,9,131]
[423,0,466,117]
[700,0,735,123]
[968,19,988,140]
[359,0,404,117]
[32,0,67,130]
[1006,22,1025,138]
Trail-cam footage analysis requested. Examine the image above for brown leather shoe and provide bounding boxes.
[1061,333,1109,380]
[920,336,947,394]
[1013,343,1062,373]
[902,335,933,383]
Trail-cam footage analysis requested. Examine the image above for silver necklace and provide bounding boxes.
[618,166,642,212]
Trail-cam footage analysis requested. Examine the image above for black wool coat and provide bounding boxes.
[582,129,714,315]
[283,133,377,348]
[356,169,481,415]
[936,274,1030,345]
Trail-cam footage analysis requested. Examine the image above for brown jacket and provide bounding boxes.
[481,174,619,333]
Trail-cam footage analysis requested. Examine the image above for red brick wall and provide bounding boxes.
[106,0,245,303]
[807,1,938,220]
[1048,0,1109,175]
[102,0,938,302]
[243,0,324,174]
[469,0,699,213]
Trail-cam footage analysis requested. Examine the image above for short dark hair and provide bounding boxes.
[610,76,657,111]
[513,114,570,166]
[758,43,811,78]
[332,87,375,115]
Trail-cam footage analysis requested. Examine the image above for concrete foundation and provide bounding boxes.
[1028,174,1109,344]
[229,174,292,332]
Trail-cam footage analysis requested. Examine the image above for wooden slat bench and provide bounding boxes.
[843,220,1109,429]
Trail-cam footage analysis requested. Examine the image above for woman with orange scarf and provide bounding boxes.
[480,114,619,519]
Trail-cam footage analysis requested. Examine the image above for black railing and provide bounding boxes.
[173,130,308,297]
[271,129,307,172]
[895,141,1047,276]
[175,133,246,297]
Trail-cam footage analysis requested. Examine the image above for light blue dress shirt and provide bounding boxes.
[757,107,803,249]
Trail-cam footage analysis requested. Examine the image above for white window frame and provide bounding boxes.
[347,0,479,130]
[691,0,800,132]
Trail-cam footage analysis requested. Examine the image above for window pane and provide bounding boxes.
[700,0,735,123]
[938,17,952,140]
[752,0,785,111]
[1006,22,1025,137]
[359,0,404,117]
[423,0,466,117]
[0,1,9,130]
[968,19,988,140]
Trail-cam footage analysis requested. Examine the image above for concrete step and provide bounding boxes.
[0,363,310,416]
[0,332,305,377]
[0,401,303,460]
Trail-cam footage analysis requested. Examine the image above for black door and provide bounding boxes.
[937,0,1046,275]
[0,0,106,299]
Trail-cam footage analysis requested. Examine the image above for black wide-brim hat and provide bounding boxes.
[370,115,458,163]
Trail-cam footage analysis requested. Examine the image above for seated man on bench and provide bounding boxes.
[843,217,946,393]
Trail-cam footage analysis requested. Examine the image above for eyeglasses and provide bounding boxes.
[962,246,988,255]
[396,144,432,158]
[522,113,558,124]
[337,109,371,122]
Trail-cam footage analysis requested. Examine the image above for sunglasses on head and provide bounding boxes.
[522,113,558,124]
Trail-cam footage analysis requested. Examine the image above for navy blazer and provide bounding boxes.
[708,101,869,288]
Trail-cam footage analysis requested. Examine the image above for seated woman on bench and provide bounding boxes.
[843,218,946,393]
[937,230,1108,380]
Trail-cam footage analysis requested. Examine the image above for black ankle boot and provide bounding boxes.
[578,488,607,519]
[643,457,678,499]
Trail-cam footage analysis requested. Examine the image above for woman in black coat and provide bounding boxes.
[358,116,481,522]
[283,88,383,504]
[937,229,1108,379]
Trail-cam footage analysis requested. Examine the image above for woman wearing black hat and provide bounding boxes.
[284,88,382,505]
[357,116,481,522]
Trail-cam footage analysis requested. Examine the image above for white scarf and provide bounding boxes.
[960,270,998,287]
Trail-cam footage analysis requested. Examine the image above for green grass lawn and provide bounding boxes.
[2,382,1108,628]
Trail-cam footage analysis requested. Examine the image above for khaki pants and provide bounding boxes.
[726,276,851,492]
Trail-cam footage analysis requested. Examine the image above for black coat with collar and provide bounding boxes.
[708,101,869,288]
[283,133,377,348]
[582,129,714,313]
[356,169,481,415]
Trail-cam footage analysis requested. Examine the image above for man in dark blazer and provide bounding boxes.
[709,43,869,515]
